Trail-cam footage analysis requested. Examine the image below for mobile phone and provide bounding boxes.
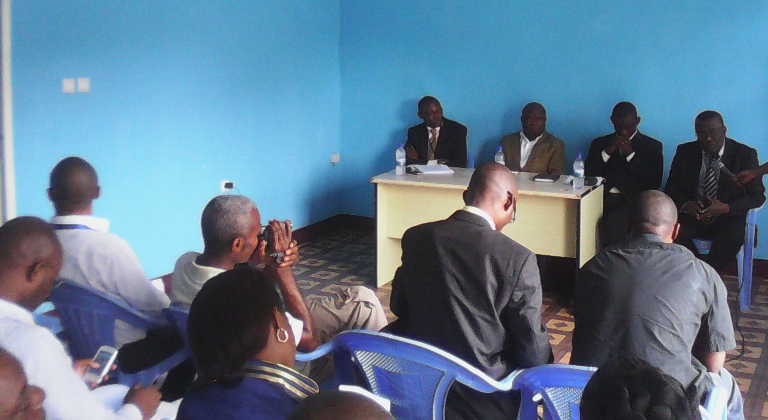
[82,346,118,388]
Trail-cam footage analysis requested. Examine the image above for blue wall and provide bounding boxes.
[339,0,768,257]
[13,1,342,276]
[12,1,768,272]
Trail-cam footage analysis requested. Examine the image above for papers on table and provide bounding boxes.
[405,164,455,175]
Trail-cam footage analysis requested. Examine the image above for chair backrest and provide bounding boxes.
[49,281,166,359]
[330,330,519,420]
[162,306,190,348]
[512,364,597,420]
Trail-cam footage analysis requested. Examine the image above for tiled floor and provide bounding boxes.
[294,229,768,419]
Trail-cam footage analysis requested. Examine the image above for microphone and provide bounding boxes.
[717,161,736,179]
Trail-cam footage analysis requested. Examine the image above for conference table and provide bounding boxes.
[370,168,604,287]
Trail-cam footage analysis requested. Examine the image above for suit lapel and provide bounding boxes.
[717,138,736,200]
[434,121,450,155]
[524,132,548,171]
[509,133,523,170]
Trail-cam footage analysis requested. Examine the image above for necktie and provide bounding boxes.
[702,155,718,201]
[428,128,438,160]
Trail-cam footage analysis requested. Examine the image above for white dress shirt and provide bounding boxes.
[461,206,496,230]
[51,215,170,346]
[0,298,143,420]
[519,131,543,169]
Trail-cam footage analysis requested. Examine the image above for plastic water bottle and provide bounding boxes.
[395,144,406,175]
[494,146,505,166]
[572,152,585,190]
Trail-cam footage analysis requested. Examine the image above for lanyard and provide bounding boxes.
[51,224,94,231]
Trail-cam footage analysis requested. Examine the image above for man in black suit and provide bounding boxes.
[665,110,765,272]
[404,96,468,168]
[390,163,551,420]
[585,101,664,246]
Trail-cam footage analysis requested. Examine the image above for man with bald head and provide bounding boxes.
[288,390,394,420]
[0,217,161,420]
[391,163,551,419]
[48,157,170,347]
[572,190,742,418]
[500,102,566,175]
[0,347,46,420]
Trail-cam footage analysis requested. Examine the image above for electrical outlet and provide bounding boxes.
[220,180,234,192]
[331,153,340,164]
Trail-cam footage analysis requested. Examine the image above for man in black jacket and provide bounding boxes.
[585,101,664,247]
[665,110,765,272]
[405,96,468,168]
[390,163,551,419]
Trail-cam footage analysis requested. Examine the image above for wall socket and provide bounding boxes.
[220,180,234,192]
[331,153,340,164]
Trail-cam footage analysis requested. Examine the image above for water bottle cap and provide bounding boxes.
[399,143,404,148]
[576,152,582,159]
[497,146,503,152]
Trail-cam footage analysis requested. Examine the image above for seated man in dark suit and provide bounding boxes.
[390,162,551,420]
[500,102,566,175]
[585,101,663,246]
[404,96,468,168]
[665,110,765,272]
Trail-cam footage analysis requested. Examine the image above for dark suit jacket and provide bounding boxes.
[405,118,468,167]
[500,131,566,175]
[665,138,765,219]
[585,131,663,201]
[391,210,551,419]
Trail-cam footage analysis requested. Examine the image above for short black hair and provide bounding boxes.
[580,356,700,420]
[188,266,282,380]
[695,110,724,126]
[611,101,638,119]
[417,96,441,113]
[48,157,99,213]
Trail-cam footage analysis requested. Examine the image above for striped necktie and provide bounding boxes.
[428,128,438,160]
[702,155,718,201]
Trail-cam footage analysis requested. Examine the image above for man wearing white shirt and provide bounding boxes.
[585,102,664,246]
[48,157,170,347]
[0,216,160,420]
[500,102,566,175]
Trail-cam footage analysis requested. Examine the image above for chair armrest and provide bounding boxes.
[296,342,334,362]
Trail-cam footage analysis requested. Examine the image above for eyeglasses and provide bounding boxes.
[52,278,64,289]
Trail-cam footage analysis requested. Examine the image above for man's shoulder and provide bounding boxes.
[635,132,662,147]
[673,140,699,154]
[443,118,468,133]
[543,131,565,147]
[501,131,522,144]
[726,137,758,155]
[407,122,426,134]
[174,251,201,269]
[589,133,613,146]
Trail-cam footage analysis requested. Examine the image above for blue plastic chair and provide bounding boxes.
[33,301,63,336]
[162,306,331,363]
[693,206,760,311]
[329,330,523,420]
[48,281,186,386]
[511,364,597,420]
